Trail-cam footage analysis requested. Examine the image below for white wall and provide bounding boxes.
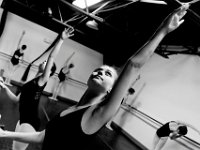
[0,8,103,101]
[113,52,200,150]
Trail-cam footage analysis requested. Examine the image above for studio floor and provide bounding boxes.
[0,84,143,150]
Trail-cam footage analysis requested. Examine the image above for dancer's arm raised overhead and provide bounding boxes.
[98,4,189,122]
[38,28,74,86]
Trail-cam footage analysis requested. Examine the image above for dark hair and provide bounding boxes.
[21,45,27,50]
[178,126,188,135]
[128,88,135,95]
[69,63,74,69]
[109,65,120,77]
[50,62,57,76]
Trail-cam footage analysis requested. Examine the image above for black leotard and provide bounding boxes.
[19,76,47,130]
[42,106,109,150]
[58,68,70,82]
[58,68,66,82]
[156,121,175,137]
[10,49,24,66]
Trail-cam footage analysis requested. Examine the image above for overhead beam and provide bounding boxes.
[59,0,132,36]
[60,0,104,23]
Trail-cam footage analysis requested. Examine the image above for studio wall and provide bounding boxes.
[113,52,200,149]
[0,8,103,101]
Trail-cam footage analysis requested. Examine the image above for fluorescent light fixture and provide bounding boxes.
[72,0,103,9]
[140,0,167,5]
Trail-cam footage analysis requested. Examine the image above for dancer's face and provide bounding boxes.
[87,65,118,93]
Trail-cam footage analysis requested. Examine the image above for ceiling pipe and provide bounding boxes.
[60,0,104,23]
[59,0,129,35]
[85,1,111,30]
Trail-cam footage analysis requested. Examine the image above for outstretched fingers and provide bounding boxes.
[175,4,189,25]
[61,27,75,39]
[65,27,75,37]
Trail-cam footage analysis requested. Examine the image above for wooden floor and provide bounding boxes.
[98,125,144,150]
[0,84,143,150]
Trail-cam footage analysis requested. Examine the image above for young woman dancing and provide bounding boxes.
[0,4,189,150]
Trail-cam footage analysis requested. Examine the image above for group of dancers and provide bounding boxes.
[0,3,199,150]
[2,29,75,101]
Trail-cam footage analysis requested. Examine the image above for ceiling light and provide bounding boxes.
[72,0,102,9]
[86,20,98,30]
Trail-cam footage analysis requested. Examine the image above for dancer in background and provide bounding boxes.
[49,52,75,101]
[0,4,189,150]
[12,28,73,150]
[151,120,200,150]
[4,30,27,86]
[0,28,74,150]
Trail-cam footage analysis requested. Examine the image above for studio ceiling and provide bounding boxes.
[1,0,200,66]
